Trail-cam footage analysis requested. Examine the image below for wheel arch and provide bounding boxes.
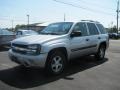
[47,47,68,61]
[99,41,107,49]
[45,47,68,75]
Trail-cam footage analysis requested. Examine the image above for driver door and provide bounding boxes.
[70,22,90,59]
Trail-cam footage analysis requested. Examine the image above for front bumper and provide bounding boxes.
[8,49,48,68]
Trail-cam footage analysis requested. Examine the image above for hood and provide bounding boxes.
[12,35,61,45]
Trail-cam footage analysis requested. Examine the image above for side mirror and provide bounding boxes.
[70,31,82,37]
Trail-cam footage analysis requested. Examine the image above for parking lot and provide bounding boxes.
[0,40,120,90]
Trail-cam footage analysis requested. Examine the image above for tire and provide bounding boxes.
[95,45,106,60]
[45,51,66,75]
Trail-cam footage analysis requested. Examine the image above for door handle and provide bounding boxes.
[86,39,89,41]
[98,37,101,39]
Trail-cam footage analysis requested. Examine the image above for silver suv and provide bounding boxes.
[9,20,109,75]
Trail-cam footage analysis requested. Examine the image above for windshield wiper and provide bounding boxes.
[48,33,60,35]
[39,32,48,35]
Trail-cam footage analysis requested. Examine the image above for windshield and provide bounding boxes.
[40,22,73,35]
[0,29,14,35]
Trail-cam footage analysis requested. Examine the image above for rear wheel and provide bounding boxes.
[45,51,66,75]
[95,45,106,60]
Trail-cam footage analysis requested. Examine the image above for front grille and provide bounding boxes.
[12,43,28,54]
[12,43,28,48]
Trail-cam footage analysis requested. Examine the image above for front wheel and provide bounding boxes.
[45,51,66,75]
[95,45,106,60]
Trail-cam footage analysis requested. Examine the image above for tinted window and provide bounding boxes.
[87,23,99,35]
[97,24,106,34]
[73,23,88,36]
[16,31,22,35]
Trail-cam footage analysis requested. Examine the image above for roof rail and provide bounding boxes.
[81,20,100,23]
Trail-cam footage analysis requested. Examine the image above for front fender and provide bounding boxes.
[41,42,71,60]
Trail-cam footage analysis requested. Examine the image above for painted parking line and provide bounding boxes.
[0,64,12,68]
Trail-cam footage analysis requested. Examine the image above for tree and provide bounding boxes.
[15,24,26,31]
[108,25,117,33]
[112,26,117,33]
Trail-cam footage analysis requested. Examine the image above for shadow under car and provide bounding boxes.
[0,56,108,89]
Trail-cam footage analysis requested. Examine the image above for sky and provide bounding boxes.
[0,0,118,28]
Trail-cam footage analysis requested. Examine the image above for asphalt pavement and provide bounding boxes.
[0,40,120,90]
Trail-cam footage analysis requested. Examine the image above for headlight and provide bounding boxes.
[28,44,38,50]
[27,44,41,55]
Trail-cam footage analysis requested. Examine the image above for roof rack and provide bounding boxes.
[81,20,100,23]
